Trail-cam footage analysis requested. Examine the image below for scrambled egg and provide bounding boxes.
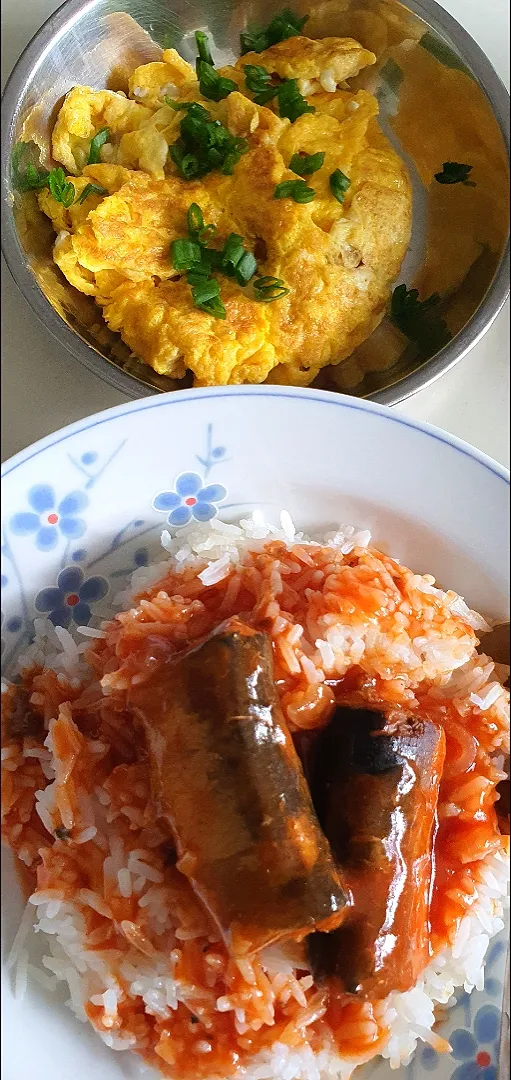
[39,34,412,386]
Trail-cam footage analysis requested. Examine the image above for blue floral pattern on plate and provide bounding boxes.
[448,1004,500,1080]
[153,472,227,526]
[35,566,109,627]
[9,485,89,551]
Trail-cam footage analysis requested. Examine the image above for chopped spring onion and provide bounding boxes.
[197,62,238,101]
[11,143,49,192]
[274,179,315,203]
[276,79,315,123]
[171,237,203,272]
[195,30,214,66]
[48,167,76,207]
[87,127,110,165]
[78,182,108,204]
[164,97,201,111]
[195,31,237,101]
[253,275,290,301]
[187,203,218,247]
[289,151,325,176]
[169,103,249,179]
[243,64,278,105]
[191,276,227,319]
[220,233,257,285]
[240,9,308,55]
[329,168,351,203]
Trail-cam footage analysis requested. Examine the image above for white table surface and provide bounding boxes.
[1,0,509,467]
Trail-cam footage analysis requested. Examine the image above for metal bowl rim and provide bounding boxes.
[1,0,510,405]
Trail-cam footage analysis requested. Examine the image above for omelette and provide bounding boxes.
[34,18,412,387]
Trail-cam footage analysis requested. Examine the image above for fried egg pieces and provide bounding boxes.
[39,32,412,386]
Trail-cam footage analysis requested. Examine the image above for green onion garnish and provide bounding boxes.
[11,143,50,192]
[187,202,205,236]
[191,277,222,304]
[78,182,108,204]
[240,9,308,55]
[10,143,79,207]
[276,79,315,123]
[194,30,237,101]
[171,237,203,271]
[221,138,250,175]
[87,127,110,165]
[195,30,214,66]
[434,161,475,186]
[197,62,238,101]
[274,179,315,203]
[244,67,315,122]
[186,203,219,247]
[174,201,289,317]
[243,64,278,105]
[169,104,249,179]
[329,168,351,203]
[191,276,227,318]
[253,275,290,301]
[48,167,76,207]
[220,233,257,285]
[390,283,451,353]
[164,97,203,111]
[289,151,325,176]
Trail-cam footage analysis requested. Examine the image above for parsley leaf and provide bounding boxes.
[329,168,351,203]
[240,9,308,55]
[87,127,110,165]
[289,151,325,176]
[274,179,315,203]
[434,161,475,186]
[78,182,108,204]
[390,284,451,353]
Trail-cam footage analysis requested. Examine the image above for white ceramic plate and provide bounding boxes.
[1,387,509,1080]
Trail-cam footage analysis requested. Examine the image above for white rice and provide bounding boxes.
[3,513,509,1080]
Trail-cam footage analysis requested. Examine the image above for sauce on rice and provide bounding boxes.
[2,534,509,1078]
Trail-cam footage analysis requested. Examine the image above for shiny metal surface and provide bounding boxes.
[1,0,509,403]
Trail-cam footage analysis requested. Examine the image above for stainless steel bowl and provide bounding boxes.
[2,0,509,403]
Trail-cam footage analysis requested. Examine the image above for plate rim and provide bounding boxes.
[2,386,510,486]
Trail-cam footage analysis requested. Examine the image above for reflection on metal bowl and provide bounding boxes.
[1,0,509,403]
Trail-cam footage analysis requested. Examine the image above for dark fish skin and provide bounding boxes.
[130,618,348,957]
[307,707,445,998]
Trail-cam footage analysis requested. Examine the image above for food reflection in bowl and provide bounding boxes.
[3,0,509,400]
